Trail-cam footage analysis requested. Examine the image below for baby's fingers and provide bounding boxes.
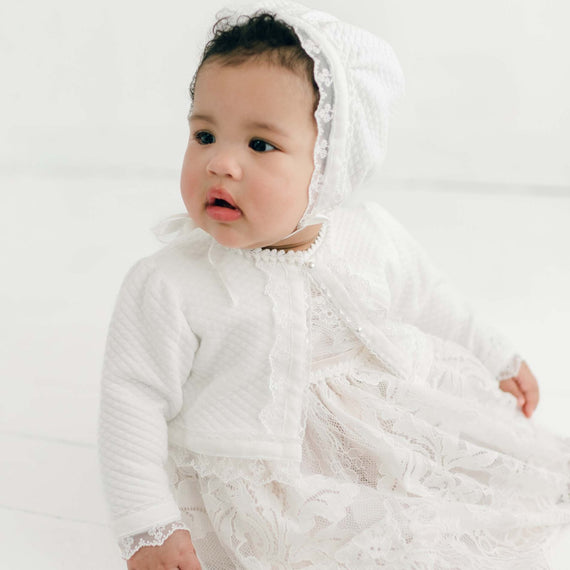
[517,361,540,418]
[521,393,538,418]
[499,378,525,408]
[519,378,539,418]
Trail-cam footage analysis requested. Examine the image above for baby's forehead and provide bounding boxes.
[189,61,317,134]
[196,59,308,92]
[195,55,318,110]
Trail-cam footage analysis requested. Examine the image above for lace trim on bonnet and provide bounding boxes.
[289,29,334,230]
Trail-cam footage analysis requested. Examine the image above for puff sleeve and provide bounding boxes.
[97,257,198,557]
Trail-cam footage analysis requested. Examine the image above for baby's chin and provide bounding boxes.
[208,229,293,251]
[195,218,308,251]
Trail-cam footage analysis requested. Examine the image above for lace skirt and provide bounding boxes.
[167,339,570,569]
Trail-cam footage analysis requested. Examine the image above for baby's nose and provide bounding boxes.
[206,147,243,179]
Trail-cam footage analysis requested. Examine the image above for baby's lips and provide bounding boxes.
[206,187,239,209]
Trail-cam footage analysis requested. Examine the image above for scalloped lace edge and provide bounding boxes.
[119,520,191,560]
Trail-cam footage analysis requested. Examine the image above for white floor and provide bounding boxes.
[1,174,569,568]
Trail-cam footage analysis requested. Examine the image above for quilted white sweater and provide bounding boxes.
[98,202,522,544]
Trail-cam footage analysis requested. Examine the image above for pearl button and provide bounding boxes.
[307,261,315,269]
[355,326,363,333]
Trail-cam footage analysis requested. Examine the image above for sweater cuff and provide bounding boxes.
[113,501,182,540]
[496,353,523,382]
[473,324,522,383]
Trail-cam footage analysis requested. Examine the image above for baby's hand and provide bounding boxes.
[498,360,539,419]
[126,529,201,570]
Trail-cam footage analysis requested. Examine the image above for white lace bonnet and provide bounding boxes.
[222,0,405,231]
[155,0,404,240]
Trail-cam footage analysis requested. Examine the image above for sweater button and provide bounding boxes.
[355,326,363,333]
[307,261,315,269]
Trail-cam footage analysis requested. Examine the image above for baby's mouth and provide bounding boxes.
[206,190,242,222]
[210,197,238,210]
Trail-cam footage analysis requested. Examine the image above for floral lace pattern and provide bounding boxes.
[164,336,570,568]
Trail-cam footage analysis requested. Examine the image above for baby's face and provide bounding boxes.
[181,59,317,250]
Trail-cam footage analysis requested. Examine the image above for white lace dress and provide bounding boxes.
[120,276,570,569]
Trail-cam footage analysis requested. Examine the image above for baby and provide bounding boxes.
[98,2,570,569]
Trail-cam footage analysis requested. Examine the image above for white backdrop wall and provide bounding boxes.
[1,0,569,189]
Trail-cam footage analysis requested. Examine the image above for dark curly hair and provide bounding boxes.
[190,12,319,110]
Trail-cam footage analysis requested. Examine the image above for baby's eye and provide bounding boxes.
[195,131,215,145]
[249,139,276,153]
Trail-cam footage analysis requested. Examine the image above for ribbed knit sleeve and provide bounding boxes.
[97,257,198,550]
[367,203,522,382]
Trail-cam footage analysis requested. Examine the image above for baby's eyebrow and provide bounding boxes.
[189,113,214,123]
[189,114,290,138]
[247,120,290,138]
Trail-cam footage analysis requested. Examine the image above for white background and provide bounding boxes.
[2,0,570,188]
[1,1,569,568]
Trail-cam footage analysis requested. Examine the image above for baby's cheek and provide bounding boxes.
[181,169,200,201]
[180,186,201,220]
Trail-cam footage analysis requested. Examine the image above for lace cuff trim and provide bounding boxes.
[119,520,190,560]
[496,353,523,382]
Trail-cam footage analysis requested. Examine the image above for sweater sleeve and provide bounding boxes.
[366,203,522,382]
[97,257,198,556]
